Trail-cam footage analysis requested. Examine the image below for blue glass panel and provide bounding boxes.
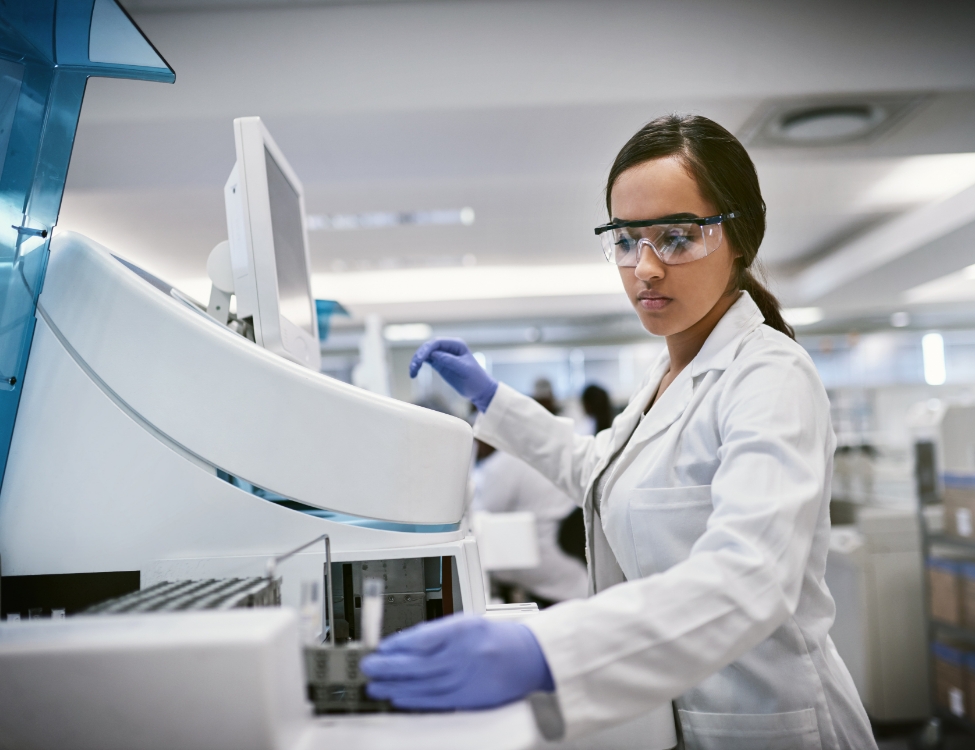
[0,1,175,485]
[316,299,350,342]
[88,0,168,69]
[0,1,58,64]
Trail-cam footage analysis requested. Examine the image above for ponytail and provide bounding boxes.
[606,114,795,340]
[739,268,794,339]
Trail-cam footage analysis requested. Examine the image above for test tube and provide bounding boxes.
[299,581,321,644]
[360,578,385,649]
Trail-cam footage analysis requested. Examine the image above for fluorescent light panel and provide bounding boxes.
[311,263,622,305]
[384,323,432,341]
[171,263,622,312]
[782,307,824,326]
[788,181,975,303]
[861,153,975,208]
[307,207,474,231]
[922,332,946,385]
[904,263,975,304]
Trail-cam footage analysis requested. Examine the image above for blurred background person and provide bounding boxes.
[581,383,615,434]
[531,377,559,415]
[556,383,618,566]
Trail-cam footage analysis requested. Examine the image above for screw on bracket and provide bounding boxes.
[11,225,48,239]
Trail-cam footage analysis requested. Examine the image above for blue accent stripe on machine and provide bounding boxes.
[279,505,460,534]
[217,471,460,533]
[943,473,975,489]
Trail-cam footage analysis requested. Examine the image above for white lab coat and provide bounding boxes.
[473,293,875,750]
[472,450,588,603]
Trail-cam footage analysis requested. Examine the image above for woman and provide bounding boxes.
[362,115,875,750]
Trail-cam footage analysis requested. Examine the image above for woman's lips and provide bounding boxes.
[637,292,671,311]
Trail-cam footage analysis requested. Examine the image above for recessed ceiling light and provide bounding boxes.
[742,94,925,148]
[778,106,884,143]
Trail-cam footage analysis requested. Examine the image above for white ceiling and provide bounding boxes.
[58,0,975,329]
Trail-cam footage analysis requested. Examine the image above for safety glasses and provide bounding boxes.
[594,213,738,267]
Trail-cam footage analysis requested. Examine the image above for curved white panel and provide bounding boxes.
[38,232,472,525]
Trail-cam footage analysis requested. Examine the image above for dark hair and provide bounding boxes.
[605,114,794,339]
[581,384,614,433]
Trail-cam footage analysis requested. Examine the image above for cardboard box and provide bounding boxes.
[934,643,968,717]
[962,564,975,629]
[944,486,975,539]
[929,559,963,625]
[966,653,975,719]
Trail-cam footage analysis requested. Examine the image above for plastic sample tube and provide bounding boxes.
[300,580,321,644]
[361,578,385,649]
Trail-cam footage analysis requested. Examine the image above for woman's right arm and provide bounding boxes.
[473,383,610,505]
[410,338,609,504]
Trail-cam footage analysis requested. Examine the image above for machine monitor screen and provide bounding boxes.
[265,147,314,337]
[221,116,319,370]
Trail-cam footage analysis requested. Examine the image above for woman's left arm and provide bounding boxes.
[525,347,832,739]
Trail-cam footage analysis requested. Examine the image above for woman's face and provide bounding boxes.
[610,156,736,338]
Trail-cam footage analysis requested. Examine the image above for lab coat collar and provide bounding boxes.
[586,351,669,499]
[689,291,765,378]
[598,293,764,485]
[630,350,692,441]
[624,291,764,437]
[613,354,668,439]
[589,292,765,503]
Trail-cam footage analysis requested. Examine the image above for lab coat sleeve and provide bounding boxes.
[523,348,831,739]
[473,383,610,506]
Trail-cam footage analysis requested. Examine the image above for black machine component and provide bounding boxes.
[915,440,939,505]
[302,555,452,714]
[329,557,448,644]
[82,578,281,613]
[0,571,140,620]
[304,642,392,713]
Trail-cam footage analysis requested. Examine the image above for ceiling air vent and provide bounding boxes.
[742,94,927,148]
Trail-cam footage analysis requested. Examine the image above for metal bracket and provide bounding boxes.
[266,534,335,645]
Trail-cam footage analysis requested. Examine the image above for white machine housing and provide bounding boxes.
[0,235,679,750]
[224,116,320,370]
[0,606,678,750]
[0,609,545,750]
[824,509,929,722]
[0,231,482,614]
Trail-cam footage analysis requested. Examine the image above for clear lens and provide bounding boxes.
[601,222,723,267]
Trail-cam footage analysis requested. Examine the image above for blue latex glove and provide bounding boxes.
[360,615,555,710]
[409,338,498,412]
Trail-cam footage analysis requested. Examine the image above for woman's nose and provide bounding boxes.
[634,242,665,282]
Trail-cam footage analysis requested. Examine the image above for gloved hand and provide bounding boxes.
[409,338,498,412]
[360,615,555,710]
